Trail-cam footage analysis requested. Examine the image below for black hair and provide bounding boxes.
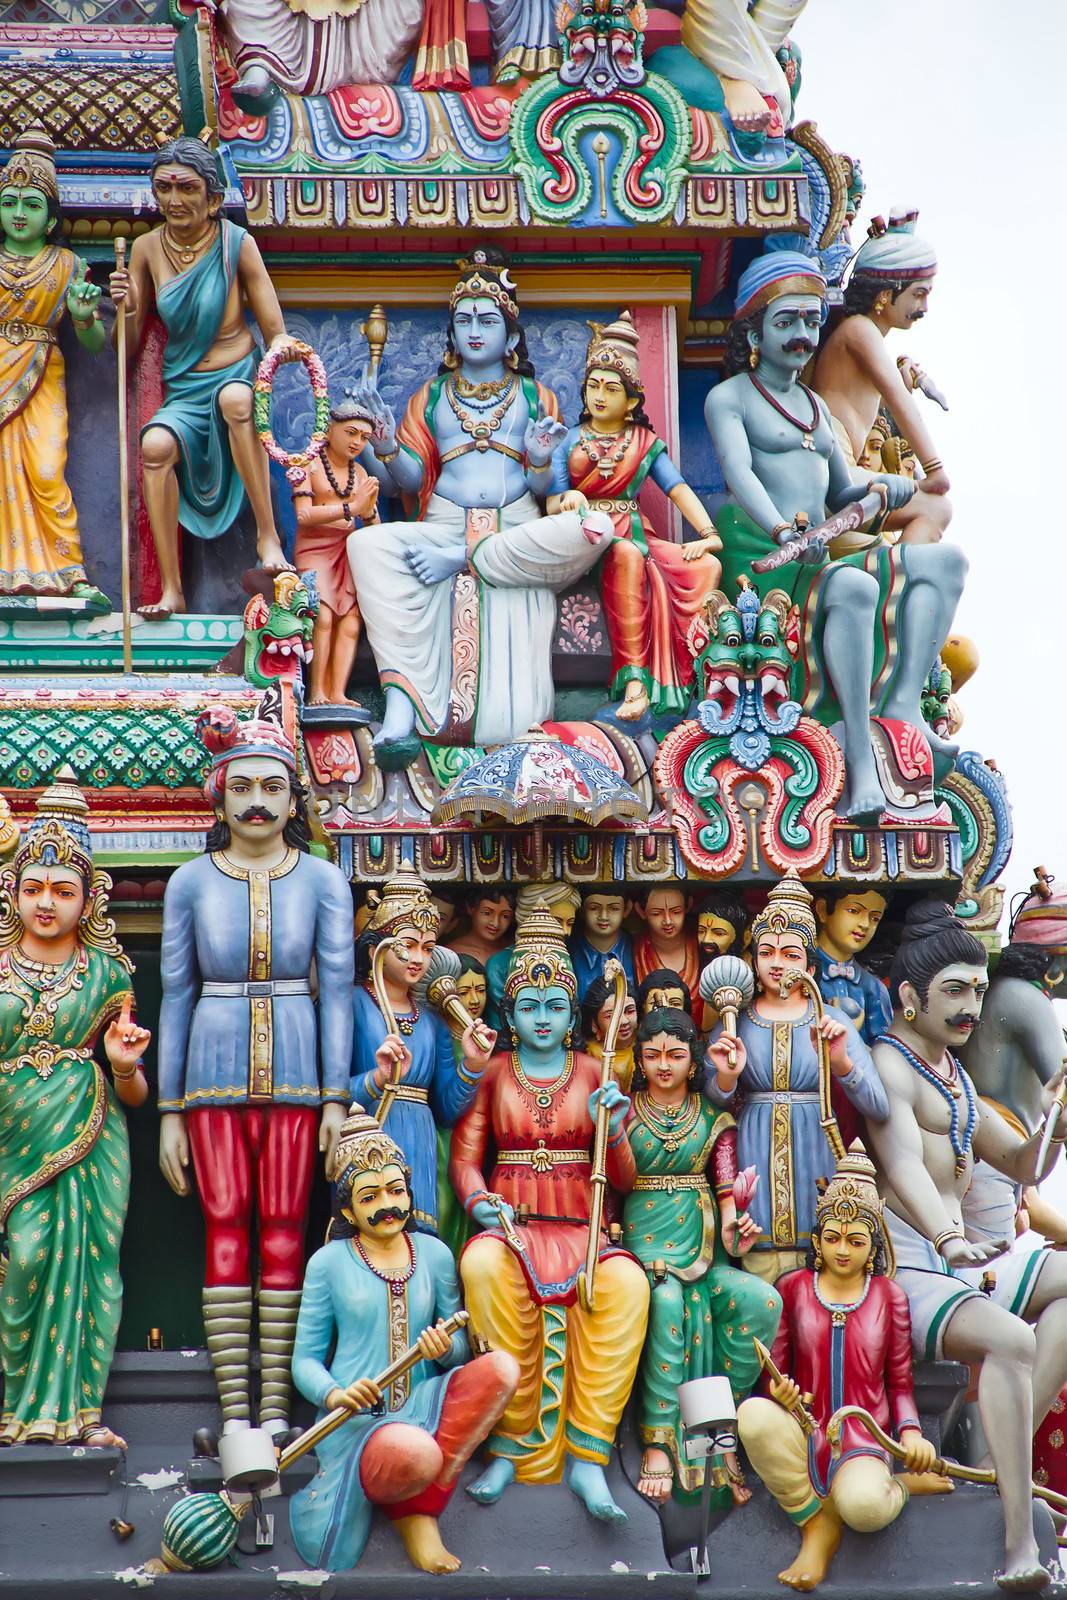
[632,883,689,909]
[724,309,762,378]
[806,1215,888,1277]
[994,942,1058,986]
[637,967,693,1015]
[814,885,890,916]
[696,890,751,938]
[465,886,516,910]
[440,245,535,378]
[151,137,226,199]
[497,988,581,1055]
[457,953,487,980]
[578,368,654,431]
[205,775,311,856]
[632,1006,705,1093]
[580,973,636,1045]
[887,898,987,1008]
[580,884,629,904]
[842,273,911,318]
[328,1164,414,1241]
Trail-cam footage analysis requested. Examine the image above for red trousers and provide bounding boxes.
[188,1105,318,1290]
[359,1351,517,1520]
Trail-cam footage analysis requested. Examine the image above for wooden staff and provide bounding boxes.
[277,1310,469,1472]
[369,936,403,1127]
[114,237,133,674]
[577,957,627,1312]
[826,1404,1067,1517]
[780,967,846,1164]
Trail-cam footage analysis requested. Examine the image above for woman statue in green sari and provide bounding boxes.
[621,1008,782,1505]
[0,769,150,1446]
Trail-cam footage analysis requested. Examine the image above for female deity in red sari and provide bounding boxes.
[548,312,722,721]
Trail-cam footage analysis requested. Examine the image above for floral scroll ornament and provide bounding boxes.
[254,340,331,486]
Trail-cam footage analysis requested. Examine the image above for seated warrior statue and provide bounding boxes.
[0,772,150,1447]
[109,139,296,620]
[352,871,495,1234]
[813,886,892,1046]
[292,394,379,709]
[546,311,721,722]
[621,1008,781,1506]
[449,906,650,1522]
[290,1107,519,1574]
[569,886,635,1001]
[738,1143,943,1596]
[868,900,1067,1594]
[705,874,890,1284]
[351,250,608,765]
[705,250,967,820]
[0,128,109,607]
[158,709,354,1445]
[813,209,952,548]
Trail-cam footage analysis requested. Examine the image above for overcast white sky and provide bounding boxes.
[797,1,1067,1218]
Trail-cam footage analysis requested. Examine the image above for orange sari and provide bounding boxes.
[0,245,87,596]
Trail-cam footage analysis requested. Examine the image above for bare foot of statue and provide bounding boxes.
[996,1537,1050,1594]
[466,1456,515,1505]
[80,1423,128,1449]
[897,1469,954,1495]
[394,1514,462,1574]
[565,1457,628,1525]
[232,65,276,108]
[256,531,294,577]
[721,1448,751,1506]
[138,587,184,621]
[616,681,651,722]
[720,76,773,133]
[778,1506,842,1592]
[637,1446,673,1503]
[844,773,885,825]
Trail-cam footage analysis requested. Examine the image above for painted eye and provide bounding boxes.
[759,633,776,646]
[723,632,742,646]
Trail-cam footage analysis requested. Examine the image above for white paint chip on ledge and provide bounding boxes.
[134,1468,184,1491]
[113,1570,154,1589]
[611,1561,631,1573]
[277,1572,334,1591]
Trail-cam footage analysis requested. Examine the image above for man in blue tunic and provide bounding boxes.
[705,872,890,1283]
[158,707,354,1444]
[352,871,496,1232]
[290,1107,517,1574]
[813,886,893,1045]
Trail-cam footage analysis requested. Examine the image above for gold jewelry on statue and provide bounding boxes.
[450,252,520,321]
[452,371,513,401]
[933,1227,964,1256]
[813,1242,824,1269]
[875,291,890,314]
[445,374,519,453]
[920,457,943,474]
[505,348,520,371]
[903,1005,916,1022]
[442,347,459,370]
[510,1048,575,1109]
[160,219,218,275]
[749,347,759,370]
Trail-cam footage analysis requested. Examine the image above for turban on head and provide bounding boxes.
[734,250,827,322]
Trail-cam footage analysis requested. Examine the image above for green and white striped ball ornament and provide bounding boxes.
[160,1491,243,1572]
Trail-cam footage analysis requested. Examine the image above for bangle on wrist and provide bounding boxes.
[770,520,791,538]
[920,457,943,474]
[375,446,398,464]
[111,1058,142,1082]
[933,1227,963,1256]
[341,500,351,522]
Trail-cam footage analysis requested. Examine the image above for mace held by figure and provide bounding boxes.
[157,706,354,1444]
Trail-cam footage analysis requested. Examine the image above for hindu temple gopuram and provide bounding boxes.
[0,3,1062,1597]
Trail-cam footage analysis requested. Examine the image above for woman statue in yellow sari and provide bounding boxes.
[0,126,108,604]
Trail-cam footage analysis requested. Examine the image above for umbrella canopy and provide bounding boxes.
[431,736,649,828]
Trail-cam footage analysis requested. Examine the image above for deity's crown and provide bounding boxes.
[850,205,937,282]
[365,870,440,940]
[332,1104,407,1189]
[585,309,641,388]
[504,899,578,1003]
[1,124,59,203]
[450,248,519,322]
[750,871,817,956]
[15,766,93,882]
[815,1139,884,1236]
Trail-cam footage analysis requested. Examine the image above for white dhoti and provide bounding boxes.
[348,493,600,748]
[219,0,424,96]
[682,0,808,125]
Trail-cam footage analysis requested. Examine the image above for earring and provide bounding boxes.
[813,1242,824,1270]
[289,805,296,819]
[505,348,520,371]
[865,1255,874,1275]
[903,1005,916,1023]
[875,291,890,315]
[748,347,759,370]
[442,347,459,370]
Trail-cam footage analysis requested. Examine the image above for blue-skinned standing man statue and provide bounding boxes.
[350,248,610,767]
[157,708,354,1448]
[705,250,967,821]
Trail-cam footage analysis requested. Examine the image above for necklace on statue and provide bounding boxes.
[633,1090,701,1151]
[363,982,419,1035]
[353,1233,416,1297]
[510,1049,575,1109]
[451,370,513,401]
[446,374,518,452]
[8,945,83,1037]
[160,220,218,274]
[322,453,357,501]
[812,1268,871,1327]
[748,372,820,450]
[880,1034,977,1176]
[579,424,632,479]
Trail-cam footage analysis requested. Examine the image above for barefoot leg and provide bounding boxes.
[307,605,334,704]
[140,425,186,617]
[637,1445,673,1504]
[218,383,290,573]
[393,1514,461,1574]
[778,1505,842,1592]
[327,610,364,707]
[616,680,650,722]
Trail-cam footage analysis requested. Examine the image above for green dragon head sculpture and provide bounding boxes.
[242,571,316,689]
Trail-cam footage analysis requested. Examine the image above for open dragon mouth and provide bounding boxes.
[702,665,791,722]
[257,631,312,678]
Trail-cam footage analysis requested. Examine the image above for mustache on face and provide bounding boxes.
[947,1011,977,1027]
[784,337,816,355]
[235,805,278,822]
[367,1205,410,1226]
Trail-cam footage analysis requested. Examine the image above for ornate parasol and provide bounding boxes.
[430,733,648,874]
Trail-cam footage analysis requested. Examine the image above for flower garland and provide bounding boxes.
[254,340,331,487]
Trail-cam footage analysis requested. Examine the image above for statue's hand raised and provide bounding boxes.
[351,377,397,456]
[67,259,101,323]
[588,1081,630,1137]
[524,406,567,468]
